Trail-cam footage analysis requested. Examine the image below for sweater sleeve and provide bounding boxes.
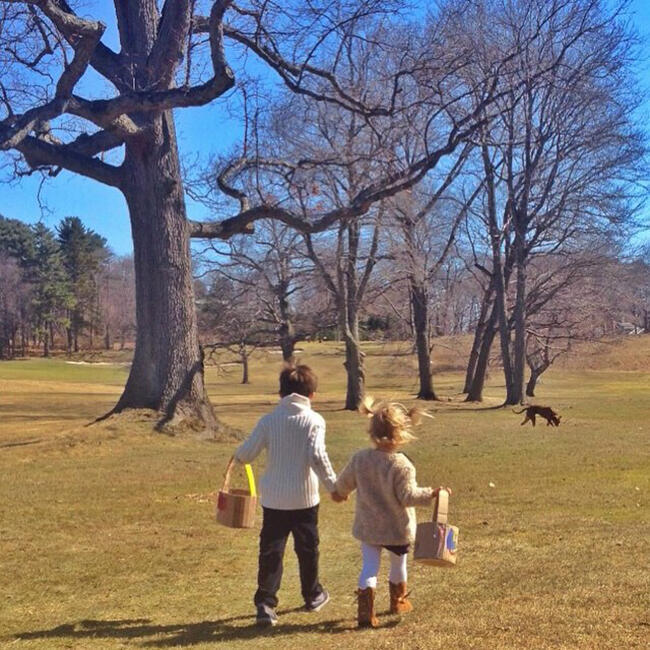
[334,455,357,497]
[393,459,434,507]
[308,421,337,492]
[234,416,268,464]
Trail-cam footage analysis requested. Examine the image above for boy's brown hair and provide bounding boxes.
[279,364,318,398]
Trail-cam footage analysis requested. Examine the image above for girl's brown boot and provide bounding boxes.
[389,581,413,614]
[356,587,379,628]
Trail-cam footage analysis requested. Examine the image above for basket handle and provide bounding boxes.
[221,457,236,492]
[432,489,449,525]
[220,456,257,497]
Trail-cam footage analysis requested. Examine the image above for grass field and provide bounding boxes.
[1,338,649,649]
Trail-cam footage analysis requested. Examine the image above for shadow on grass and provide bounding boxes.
[13,612,399,646]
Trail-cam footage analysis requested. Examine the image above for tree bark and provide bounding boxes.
[279,325,295,362]
[344,333,364,410]
[411,282,436,400]
[510,235,527,405]
[114,112,216,430]
[342,299,364,411]
[278,289,295,362]
[466,303,498,402]
[241,350,249,384]
[463,281,493,393]
[525,368,539,397]
[343,221,364,411]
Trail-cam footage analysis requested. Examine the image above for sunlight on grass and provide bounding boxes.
[1,338,649,648]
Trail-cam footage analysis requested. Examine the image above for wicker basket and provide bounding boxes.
[215,458,257,528]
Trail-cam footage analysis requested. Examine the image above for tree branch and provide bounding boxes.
[1,1,106,149]
[16,135,123,187]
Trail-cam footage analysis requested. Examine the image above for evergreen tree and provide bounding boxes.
[57,217,108,352]
[27,223,72,357]
[0,215,36,265]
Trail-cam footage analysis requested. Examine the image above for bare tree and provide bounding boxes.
[196,220,311,362]
[97,254,136,351]
[0,0,432,429]
[199,273,269,384]
[462,0,646,403]
[2,1,621,427]
[388,167,480,400]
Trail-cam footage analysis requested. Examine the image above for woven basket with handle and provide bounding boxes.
[215,457,257,529]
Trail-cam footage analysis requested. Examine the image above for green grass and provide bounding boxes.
[1,339,649,649]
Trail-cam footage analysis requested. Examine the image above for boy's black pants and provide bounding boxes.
[255,505,323,608]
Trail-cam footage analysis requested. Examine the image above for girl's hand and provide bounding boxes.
[331,490,348,503]
[432,486,452,497]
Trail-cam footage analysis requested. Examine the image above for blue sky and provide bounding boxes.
[1,0,649,255]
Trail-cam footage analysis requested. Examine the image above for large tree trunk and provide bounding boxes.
[279,326,295,362]
[411,282,436,400]
[494,258,517,403]
[114,112,216,431]
[510,235,527,404]
[343,222,366,411]
[342,301,364,410]
[241,350,249,385]
[525,368,539,397]
[463,283,493,393]
[466,304,498,402]
[277,283,296,362]
[344,333,364,410]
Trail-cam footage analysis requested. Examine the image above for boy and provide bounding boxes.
[233,364,340,627]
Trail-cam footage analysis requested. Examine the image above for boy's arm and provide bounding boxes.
[233,417,267,464]
[394,461,435,507]
[307,422,337,493]
[334,457,357,497]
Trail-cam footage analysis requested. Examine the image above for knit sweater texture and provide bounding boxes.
[335,448,434,546]
[234,393,337,510]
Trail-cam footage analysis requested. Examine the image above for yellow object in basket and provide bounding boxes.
[244,463,257,497]
[216,458,258,529]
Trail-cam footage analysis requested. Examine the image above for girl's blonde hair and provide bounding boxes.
[359,396,427,449]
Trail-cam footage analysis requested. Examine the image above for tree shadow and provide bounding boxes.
[12,610,398,646]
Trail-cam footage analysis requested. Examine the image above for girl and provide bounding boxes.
[333,397,448,627]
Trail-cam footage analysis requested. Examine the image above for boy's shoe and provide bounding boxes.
[256,604,278,627]
[305,589,330,612]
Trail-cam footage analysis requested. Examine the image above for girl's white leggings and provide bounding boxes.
[358,542,408,589]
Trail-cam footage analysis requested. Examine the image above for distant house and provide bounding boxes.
[615,322,645,335]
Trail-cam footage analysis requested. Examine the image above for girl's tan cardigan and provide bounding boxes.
[335,447,434,546]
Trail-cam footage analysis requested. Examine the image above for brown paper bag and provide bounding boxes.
[413,489,458,567]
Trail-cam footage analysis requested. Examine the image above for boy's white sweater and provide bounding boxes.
[234,393,337,510]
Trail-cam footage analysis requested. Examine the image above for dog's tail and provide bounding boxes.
[512,407,528,414]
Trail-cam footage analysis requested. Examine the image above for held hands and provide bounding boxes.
[331,490,348,503]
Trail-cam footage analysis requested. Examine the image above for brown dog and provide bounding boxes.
[513,405,561,427]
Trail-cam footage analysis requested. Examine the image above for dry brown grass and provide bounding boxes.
[1,340,649,649]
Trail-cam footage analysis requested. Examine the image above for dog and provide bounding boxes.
[513,405,561,427]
